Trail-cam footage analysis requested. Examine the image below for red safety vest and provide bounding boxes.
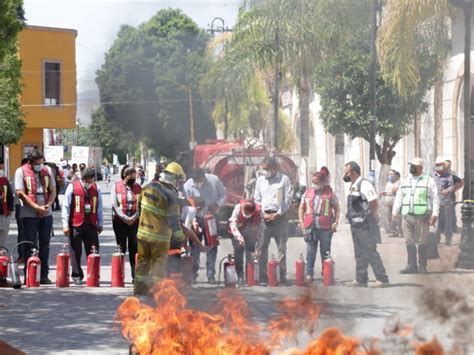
[0,177,9,215]
[22,164,50,204]
[114,181,141,223]
[303,186,333,230]
[228,200,262,234]
[71,180,99,227]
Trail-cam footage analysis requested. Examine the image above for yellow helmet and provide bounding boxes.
[164,162,185,179]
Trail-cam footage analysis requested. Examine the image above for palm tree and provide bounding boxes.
[232,0,366,156]
[377,0,451,96]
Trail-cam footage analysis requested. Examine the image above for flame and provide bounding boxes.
[116,280,445,355]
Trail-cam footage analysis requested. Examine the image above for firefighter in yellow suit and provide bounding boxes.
[134,162,186,295]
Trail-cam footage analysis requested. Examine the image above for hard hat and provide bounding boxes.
[164,162,185,178]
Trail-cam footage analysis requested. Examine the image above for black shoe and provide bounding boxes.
[399,265,418,274]
[40,277,52,285]
[208,277,216,285]
[237,277,245,287]
[279,277,288,286]
[418,265,428,274]
[445,237,452,246]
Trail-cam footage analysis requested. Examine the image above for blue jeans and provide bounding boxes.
[305,228,332,276]
[21,216,53,278]
[190,244,218,281]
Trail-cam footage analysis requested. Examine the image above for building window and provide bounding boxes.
[44,62,60,106]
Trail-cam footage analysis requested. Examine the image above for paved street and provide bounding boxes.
[1,178,474,354]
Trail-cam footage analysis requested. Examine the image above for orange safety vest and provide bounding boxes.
[303,186,333,230]
[22,164,50,204]
[114,181,141,223]
[71,180,99,227]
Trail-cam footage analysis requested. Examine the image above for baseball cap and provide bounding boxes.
[434,156,445,165]
[409,157,423,166]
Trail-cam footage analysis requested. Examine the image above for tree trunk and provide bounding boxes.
[334,132,346,219]
[299,87,310,157]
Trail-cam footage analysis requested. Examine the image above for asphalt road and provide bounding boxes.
[1,177,473,354]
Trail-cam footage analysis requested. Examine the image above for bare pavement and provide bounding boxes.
[1,179,474,354]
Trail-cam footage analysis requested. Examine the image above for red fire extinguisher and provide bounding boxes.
[87,245,101,287]
[218,254,237,287]
[323,253,335,286]
[56,244,70,288]
[0,246,9,287]
[26,249,41,288]
[246,253,259,286]
[295,253,306,287]
[181,252,193,285]
[111,246,125,287]
[203,213,219,247]
[267,254,279,287]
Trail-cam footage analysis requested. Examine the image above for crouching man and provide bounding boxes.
[228,199,264,286]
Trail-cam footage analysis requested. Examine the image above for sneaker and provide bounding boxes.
[72,277,83,285]
[208,277,216,285]
[346,279,368,288]
[305,274,313,283]
[40,277,52,285]
[445,237,452,246]
[370,280,389,288]
[237,277,245,287]
[279,277,288,286]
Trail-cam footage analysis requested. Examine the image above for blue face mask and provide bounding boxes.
[387,175,395,183]
[33,164,43,173]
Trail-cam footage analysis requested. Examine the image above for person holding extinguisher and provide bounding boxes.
[228,199,264,286]
[183,168,227,284]
[0,159,14,248]
[61,168,103,285]
[298,170,340,283]
[111,166,141,282]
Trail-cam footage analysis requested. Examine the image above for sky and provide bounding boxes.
[23,0,241,121]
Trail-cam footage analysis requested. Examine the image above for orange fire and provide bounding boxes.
[115,279,444,355]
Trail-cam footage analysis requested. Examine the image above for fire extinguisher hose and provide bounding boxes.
[11,241,38,260]
[217,255,229,287]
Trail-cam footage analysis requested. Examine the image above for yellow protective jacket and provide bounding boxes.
[137,180,185,243]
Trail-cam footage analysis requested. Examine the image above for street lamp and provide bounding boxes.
[450,0,474,269]
[207,17,232,36]
[369,0,378,174]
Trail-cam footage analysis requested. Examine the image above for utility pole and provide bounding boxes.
[450,0,474,269]
[273,28,280,150]
[188,87,195,150]
[369,0,378,174]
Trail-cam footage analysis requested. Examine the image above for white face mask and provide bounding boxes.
[311,183,321,190]
[242,211,252,219]
[162,172,177,188]
[0,169,4,178]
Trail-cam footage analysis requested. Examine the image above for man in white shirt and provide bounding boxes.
[344,161,389,288]
[254,157,294,285]
[393,158,439,274]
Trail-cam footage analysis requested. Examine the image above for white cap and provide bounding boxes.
[409,157,423,166]
[435,156,445,165]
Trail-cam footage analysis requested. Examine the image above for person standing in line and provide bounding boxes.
[62,168,103,285]
[343,161,389,288]
[15,149,57,284]
[0,159,14,247]
[393,158,439,274]
[13,158,28,263]
[381,169,402,237]
[254,157,294,285]
[111,167,141,281]
[134,162,185,295]
[228,199,264,285]
[183,168,227,284]
[298,170,340,283]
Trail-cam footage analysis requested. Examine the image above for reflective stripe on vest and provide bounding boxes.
[115,181,141,217]
[401,175,429,216]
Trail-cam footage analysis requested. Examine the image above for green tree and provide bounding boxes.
[96,9,215,158]
[377,0,450,96]
[201,34,270,140]
[314,32,439,166]
[0,0,25,145]
[232,0,368,155]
